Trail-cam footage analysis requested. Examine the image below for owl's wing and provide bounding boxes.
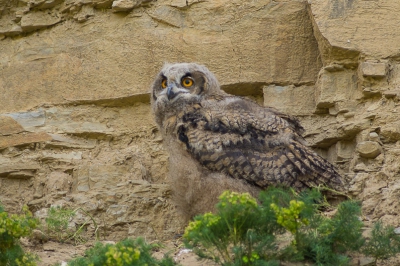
[177,98,342,190]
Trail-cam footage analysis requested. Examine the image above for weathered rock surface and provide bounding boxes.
[309,0,400,62]
[20,11,61,32]
[0,2,400,264]
[357,141,382,159]
[0,0,321,112]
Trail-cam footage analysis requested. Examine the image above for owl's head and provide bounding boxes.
[151,63,221,125]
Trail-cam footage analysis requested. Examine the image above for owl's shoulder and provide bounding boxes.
[200,94,304,135]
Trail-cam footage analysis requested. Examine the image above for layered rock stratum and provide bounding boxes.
[1,0,400,244]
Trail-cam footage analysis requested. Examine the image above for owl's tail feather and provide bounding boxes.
[286,140,343,191]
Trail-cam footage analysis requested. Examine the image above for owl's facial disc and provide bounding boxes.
[162,74,196,101]
[166,84,189,101]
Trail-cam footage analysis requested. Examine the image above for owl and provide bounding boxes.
[151,63,343,219]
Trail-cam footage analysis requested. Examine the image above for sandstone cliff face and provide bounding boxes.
[0,0,399,240]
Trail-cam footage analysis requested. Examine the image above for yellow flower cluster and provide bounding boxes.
[15,254,37,266]
[105,245,142,266]
[270,200,309,234]
[184,212,221,239]
[219,191,257,208]
[0,205,39,266]
[0,206,38,243]
[184,219,202,239]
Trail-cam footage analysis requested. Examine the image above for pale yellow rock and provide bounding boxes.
[263,85,316,116]
[309,0,400,61]
[0,132,52,150]
[361,61,387,78]
[315,70,360,109]
[0,116,25,135]
[348,173,368,196]
[20,11,61,32]
[0,22,22,35]
[334,140,356,161]
[380,122,400,143]
[41,151,83,161]
[0,163,40,178]
[169,0,186,8]
[112,0,136,12]
[356,141,382,159]
[91,0,114,8]
[358,257,375,266]
[36,0,63,9]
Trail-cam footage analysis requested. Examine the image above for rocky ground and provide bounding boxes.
[23,239,212,266]
[21,238,399,266]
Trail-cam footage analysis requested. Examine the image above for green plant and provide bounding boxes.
[270,199,309,247]
[297,199,364,265]
[66,238,177,266]
[362,221,400,263]
[184,188,400,266]
[46,206,76,242]
[0,203,39,266]
[45,206,100,244]
[184,190,282,265]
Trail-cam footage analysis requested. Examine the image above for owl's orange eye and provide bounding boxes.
[181,77,194,87]
[161,79,168,89]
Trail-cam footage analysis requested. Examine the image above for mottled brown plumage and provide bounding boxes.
[151,63,342,218]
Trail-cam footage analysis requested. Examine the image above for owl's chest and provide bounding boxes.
[162,104,203,134]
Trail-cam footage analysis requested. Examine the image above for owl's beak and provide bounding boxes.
[166,85,178,101]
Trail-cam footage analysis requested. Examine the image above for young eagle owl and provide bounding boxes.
[151,63,342,219]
